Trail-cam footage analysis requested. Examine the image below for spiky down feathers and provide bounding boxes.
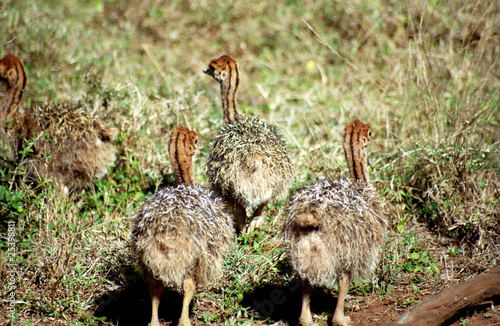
[205,116,293,210]
[131,184,235,287]
[11,102,115,190]
[283,178,387,287]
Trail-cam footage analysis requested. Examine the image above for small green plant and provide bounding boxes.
[374,282,396,295]
[448,246,464,256]
[399,298,420,308]
[404,250,439,277]
[202,311,219,323]
[0,183,27,219]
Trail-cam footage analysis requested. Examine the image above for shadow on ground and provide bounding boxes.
[240,278,339,325]
[94,265,183,326]
[94,270,344,325]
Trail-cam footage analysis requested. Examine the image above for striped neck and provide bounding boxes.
[220,59,241,124]
[0,54,27,127]
[168,126,199,186]
[204,55,242,124]
[343,119,372,183]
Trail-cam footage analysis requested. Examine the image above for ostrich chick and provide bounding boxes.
[0,53,116,192]
[203,54,293,232]
[131,126,235,326]
[283,119,387,326]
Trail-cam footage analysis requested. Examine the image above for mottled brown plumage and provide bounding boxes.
[0,54,116,192]
[131,126,235,326]
[204,54,294,232]
[283,119,387,326]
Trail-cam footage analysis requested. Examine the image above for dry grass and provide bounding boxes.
[1,0,499,325]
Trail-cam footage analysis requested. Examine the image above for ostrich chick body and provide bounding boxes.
[283,119,387,326]
[204,54,293,232]
[131,126,235,326]
[0,54,115,192]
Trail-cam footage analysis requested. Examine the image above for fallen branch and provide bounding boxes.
[396,266,500,326]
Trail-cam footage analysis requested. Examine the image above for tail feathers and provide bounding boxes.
[295,211,319,228]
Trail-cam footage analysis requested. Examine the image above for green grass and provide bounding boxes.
[1,0,499,324]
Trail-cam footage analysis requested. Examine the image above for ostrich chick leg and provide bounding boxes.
[298,278,314,326]
[233,201,247,233]
[148,278,165,326]
[247,201,268,233]
[178,276,196,326]
[332,273,352,326]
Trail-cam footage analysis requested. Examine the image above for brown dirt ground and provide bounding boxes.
[94,268,500,326]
